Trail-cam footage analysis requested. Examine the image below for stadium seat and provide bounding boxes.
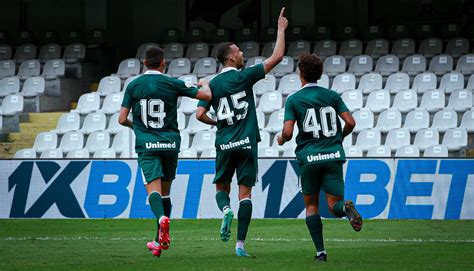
[258,147,280,158]
[419,90,445,112]
[415,24,435,40]
[178,96,199,114]
[253,74,276,96]
[343,132,352,147]
[238,41,259,58]
[313,40,337,60]
[14,148,37,158]
[13,44,36,62]
[282,147,296,158]
[42,59,65,80]
[331,73,355,94]
[163,42,184,61]
[234,27,257,43]
[365,89,390,113]
[260,27,277,42]
[455,54,474,75]
[168,58,191,77]
[412,72,437,94]
[418,38,443,58]
[264,109,285,133]
[391,39,415,59]
[365,39,389,59]
[63,43,86,64]
[258,130,271,148]
[261,42,276,58]
[32,132,58,153]
[180,131,190,150]
[353,108,374,132]
[200,148,217,159]
[404,109,430,132]
[38,44,61,63]
[186,42,209,62]
[460,109,474,132]
[431,109,457,132]
[87,29,106,47]
[349,55,373,77]
[344,146,363,157]
[402,55,427,76]
[392,89,417,113]
[58,131,84,153]
[191,130,216,153]
[63,30,83,45]
[288,26,307,41]
[395,145,420,157]
[355,129,381,151]
[210,28,230,43]
[97,75,121,96]
[313,25,332,40]
[375,55,400,76]
[122,75,140,91]
[442,128,467,151]
[258,91,283,114]
[439,72,464,94]
[84,131,110,153]
[357,72,382,94]
[440,23,462,39]
[99,92,123,115]
[341,90,363,112]
[52,112,80,134]
[0,60,15,79]
[367,145,391,157]
[72,93,100,115]
[136,43,159,61]
[288,40,310,60]
[116,58,140,79]
[447,89,472,112]
[193,57,217,78]
[185,112,213,134]
[40,149,63,159]
[278,73,301,95]
[0,76,20,97]
[388,25,410,40]
[428,55,454,75]
[0,94,23,116]
[0,44,12,60]
[423,145,448,157]
[467,74,474,90]
[269,56,294,77]
[318,74,329,89]
[385,128,411,151]
[21,76,45,97]
[445,38,469,58]
[364,25,384,40]
[414,128,439,151]
[111,131,127,155]
[92,148,116,158]
[106,113,126,135]
[256,108,265,129]
[79,112,107,134]
[245,56,265,68]
[323,55,346,77]
[339,39,363,60]
[179,148,198,158]
[176,110,186,130]
[374,109,402,132]
[161,28,181,44]
[335,25,358,41]
[17,60,41,80]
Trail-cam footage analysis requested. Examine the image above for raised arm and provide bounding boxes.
[263,7,288,74]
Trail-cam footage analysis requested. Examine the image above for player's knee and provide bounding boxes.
[306,204,319,216]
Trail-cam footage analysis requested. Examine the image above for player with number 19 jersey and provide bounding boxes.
[197,63,265,152]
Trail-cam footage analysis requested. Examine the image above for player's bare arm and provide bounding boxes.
[196,106,218,126]
[339,111,356,138]
[263,7,288,73]
[195,79,212,102]
[118,107,132,128]
[277,119,295,145]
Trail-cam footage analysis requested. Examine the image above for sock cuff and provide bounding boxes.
[149,191,162,197]
[239,198,252,204]
[161,195,170,199]
[305,214,321,223]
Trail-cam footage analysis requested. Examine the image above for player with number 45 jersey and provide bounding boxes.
[196,7,288,257]
[119,47,212,257]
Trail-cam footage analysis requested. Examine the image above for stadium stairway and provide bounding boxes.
[0,112,62,158]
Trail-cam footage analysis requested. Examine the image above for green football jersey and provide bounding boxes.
[121,71,198,153]
[197,64,265,152]
[284,84,349,166]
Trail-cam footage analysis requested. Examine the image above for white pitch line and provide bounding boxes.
[2,236,474,243]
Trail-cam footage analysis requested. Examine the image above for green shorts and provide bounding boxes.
[299,161,345,196]
[213,146,258,187]
[137,151,178,184]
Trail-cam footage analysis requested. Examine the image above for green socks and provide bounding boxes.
[306,215,325,253]
[333,200,346,218]
[237,199,252,241]
[149,192,164,242]
[216,190,231,212]
[162,196,172,217]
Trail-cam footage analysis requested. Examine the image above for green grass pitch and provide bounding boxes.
[0,219,473,270]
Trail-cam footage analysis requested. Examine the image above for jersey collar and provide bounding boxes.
[220,66,239,74]
[144,70,162,75]
[302,82,318,89]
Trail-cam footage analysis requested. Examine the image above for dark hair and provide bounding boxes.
[216,42,234,65]
[145,47,164,69]
[297,53,323,83]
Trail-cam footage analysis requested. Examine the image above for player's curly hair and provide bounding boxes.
[145,47,164,69]
[297,53,323,83]
[216,42,234,65]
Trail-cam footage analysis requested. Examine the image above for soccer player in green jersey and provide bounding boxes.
[195,7,288,257]
[277,53,363,263]
[119,47,212,257]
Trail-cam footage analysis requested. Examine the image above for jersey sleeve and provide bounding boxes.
[121,84,133,109]
[243,63,265,85]
[175,79,199,98]
[334,93,349,114]
[197,100,211,110]
[284,96,296,121]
